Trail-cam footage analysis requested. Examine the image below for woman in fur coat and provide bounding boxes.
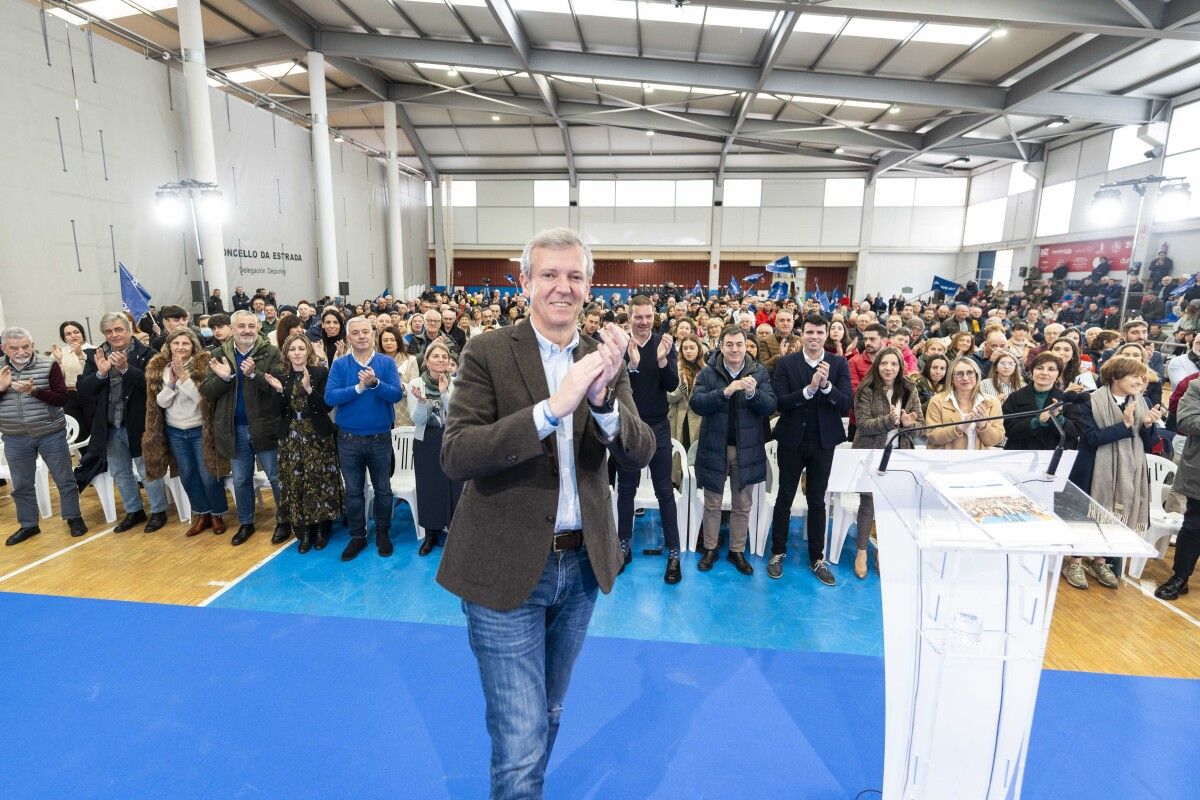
[142,329,230,536]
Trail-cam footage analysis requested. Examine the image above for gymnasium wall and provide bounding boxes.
[0,0,427,348]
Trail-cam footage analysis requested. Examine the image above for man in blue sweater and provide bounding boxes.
[325,316,404,561]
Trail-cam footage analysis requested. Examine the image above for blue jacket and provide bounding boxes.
[771,351,852,450]
[324,352,404,435]
[1068,394,1161,495]
[690,359,776,492]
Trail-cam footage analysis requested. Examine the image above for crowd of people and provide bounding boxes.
[2,246,1199,597]
[4,227,1200,799]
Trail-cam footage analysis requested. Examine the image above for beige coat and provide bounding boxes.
[924,392,1004,450]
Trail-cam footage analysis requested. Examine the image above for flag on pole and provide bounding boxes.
[118,263,152,322]
[814,281,833,314]
[931,275,961,295]
[504,273,516,285]
[768,281,789,301]
[691,280,704,297]
[743,272,765,284]
[728,275,742,296]
[766,255,794,275]
[1171,274,1196,298]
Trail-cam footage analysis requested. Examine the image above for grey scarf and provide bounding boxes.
[1088,386,1151,533]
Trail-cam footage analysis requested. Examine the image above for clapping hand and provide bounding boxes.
[209,357,233,381]
[438,372,449,394]
[169,359,189,385]
[626,336,641,370]
[0,366,11,393]
[549,352,605,419]
[656,333,674,366]
[108,350,128,373]
[1144,403,1165,428]
[335,340,347,358]
[51,344,63,363]
[12,378,35,394]
[263,373,283,393]
[888,405,902,427]
[1123,399,1138,430]
[239,356,256,377]
[357,367,377,391]
[300,367,312,394]
[589,323,629,405]
[410,382,427,403]
[809,360,829,392]
[93,349,112,377]
[901,409,919,427]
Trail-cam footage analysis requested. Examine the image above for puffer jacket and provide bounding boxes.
[689,358,777,493]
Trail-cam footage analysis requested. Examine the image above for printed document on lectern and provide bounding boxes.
[924,470,1062,543]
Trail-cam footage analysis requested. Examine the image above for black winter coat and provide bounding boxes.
[272,365,336,439]
[1001,385,1081,451]
[690,360,777,493]
[74,338,156,487]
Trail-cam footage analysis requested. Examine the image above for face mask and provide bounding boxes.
[199,328,213,339]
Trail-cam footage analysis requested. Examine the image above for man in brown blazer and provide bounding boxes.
[437,227,654,800]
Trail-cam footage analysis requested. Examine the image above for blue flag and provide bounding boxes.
[814,281,832,314]
[743,272,765,284]
[728,275,741,296]
[766,255,794,275]
[831,285,843,305]
[119,263,152,322]
[691,280,704,297]
[931,275,961,295]
[1171,274,1196,298]
[768,281,788,301]
[504,273,516,285]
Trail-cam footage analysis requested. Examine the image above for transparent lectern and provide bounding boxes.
[828,448,1157,800]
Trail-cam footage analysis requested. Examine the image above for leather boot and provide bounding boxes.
[186,513,213,537]
[314,520,331,551]
[297,525,315,555]
[418,529,438,556]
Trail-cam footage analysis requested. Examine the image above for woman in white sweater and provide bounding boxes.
[142,329,229,536]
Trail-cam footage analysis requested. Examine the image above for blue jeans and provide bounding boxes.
[463,549,599,800]
[231,424,279,525]
[336,430,393,539]
[3,429,80,528]
[107,426,167,515]
[165,426,229,516]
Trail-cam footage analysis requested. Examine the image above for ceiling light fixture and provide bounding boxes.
[491,114,501,121]
[333,133,344,143]
[990,25,1008,38]
[646,130,655,137]
[888,105,901,114]
[833,147,846,155]
[1046,117,1069,129]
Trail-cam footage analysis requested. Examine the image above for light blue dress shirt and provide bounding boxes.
[529,322,621,532]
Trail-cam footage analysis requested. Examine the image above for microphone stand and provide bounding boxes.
[876,399,1069,475]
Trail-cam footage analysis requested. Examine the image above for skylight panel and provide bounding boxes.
[843,17,919,40]
[794,14,848,35]
[912,23,991,45]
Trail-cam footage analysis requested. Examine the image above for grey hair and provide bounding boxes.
[1,326,32,343]
[518,227,594,281]
[99,312,131,332]
[345,315,371,330]
[230,309,260,326]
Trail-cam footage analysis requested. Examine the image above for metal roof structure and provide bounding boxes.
[44,0,1200,184]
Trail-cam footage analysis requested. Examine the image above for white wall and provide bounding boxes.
[856,252,960,298]
[0,0,426,347]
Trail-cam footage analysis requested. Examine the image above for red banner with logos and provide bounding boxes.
[1036,237,1133,276]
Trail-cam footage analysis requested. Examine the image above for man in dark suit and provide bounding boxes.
[437,228,655,800]
[767,313,853,583]
[76,311,168,532]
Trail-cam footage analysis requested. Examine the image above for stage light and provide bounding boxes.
[154,189,183,225]
[197,188,228,223]
[1156,182,1192,221]
[1089,188,1123,226]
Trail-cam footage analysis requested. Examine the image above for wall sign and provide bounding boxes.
[1036,237,1133,276]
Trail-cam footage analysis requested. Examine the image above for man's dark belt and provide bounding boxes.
[552,529,583,551]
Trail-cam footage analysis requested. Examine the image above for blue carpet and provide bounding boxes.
[212,509,884,657]
[1,593,1196,799]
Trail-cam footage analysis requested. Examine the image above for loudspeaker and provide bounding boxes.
[1019,267,1029,278]
[338,281,350,297]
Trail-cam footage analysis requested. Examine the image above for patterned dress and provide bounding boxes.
[277,377,343,527]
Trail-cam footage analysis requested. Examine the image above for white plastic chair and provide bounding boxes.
[223,470,273,511]
[686,449,771,556]
[758,440,808,557]
[64,416,90,461]
[1128,454,1185,579]
[389,426,423,540]
[610,438,692,550]
[164,471,192,523]
[0,434,52,519]
[89,472,118,523]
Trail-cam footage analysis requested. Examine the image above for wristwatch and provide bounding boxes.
[588,390,616,415]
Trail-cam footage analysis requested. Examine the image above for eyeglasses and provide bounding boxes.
[952,371,976,379]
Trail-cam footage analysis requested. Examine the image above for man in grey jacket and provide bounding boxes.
[0,327,86,544]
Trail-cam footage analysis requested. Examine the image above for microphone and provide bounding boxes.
[875,390,1089,475]
[1046,387,1095,476]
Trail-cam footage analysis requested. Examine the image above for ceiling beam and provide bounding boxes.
[229,0,314,49]
[873,112,998,178]
[314,30,1158,125]
[482,0,577,184]
[207,34,302,70]
[635,0,1200,41]
[1111,0,1158,28]
[718,7,802,185]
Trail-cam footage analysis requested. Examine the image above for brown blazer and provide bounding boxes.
[437,321,656,611]
[924,392,1004,450]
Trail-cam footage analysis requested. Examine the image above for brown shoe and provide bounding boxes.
[854,548,868,580]
[186,513,213,537]
[211,515,227,535]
